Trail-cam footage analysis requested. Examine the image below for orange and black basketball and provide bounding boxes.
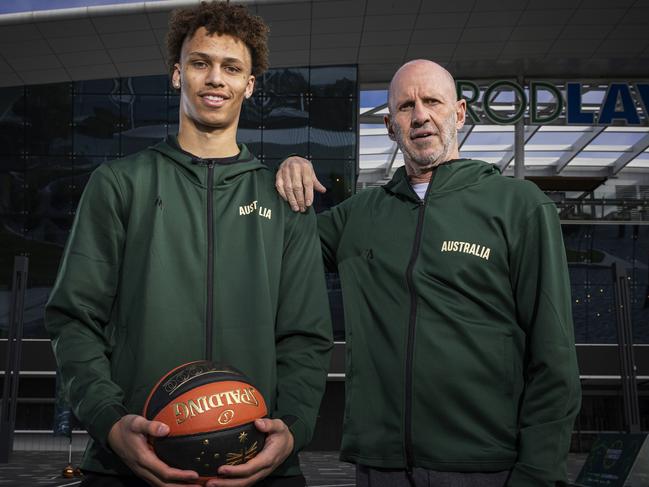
[143,361,267,479]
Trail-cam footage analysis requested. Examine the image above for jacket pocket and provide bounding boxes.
[413,322,519,456]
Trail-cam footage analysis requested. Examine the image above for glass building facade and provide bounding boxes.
[1,64,648,437]
[0,65,358,339]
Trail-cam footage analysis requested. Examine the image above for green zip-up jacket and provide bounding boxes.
[319,159,580,487]
[45,136,333,477]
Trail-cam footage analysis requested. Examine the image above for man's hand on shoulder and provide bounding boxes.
[108,414,202,487]
[275,156,326,213]
[208,418,294,487]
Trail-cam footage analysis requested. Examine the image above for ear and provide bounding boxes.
[172,63,181,90]
[455,98,466,130]
[245,75,255,99]
[384,114,396,141]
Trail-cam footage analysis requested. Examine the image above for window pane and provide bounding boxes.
[312,158,354,211]
[0,86,25,155]
[263,68,309,96]
[124,74,169,95]
[239,95,262,159]
[74,78,120,94]
[24,156,75,246]
[26,83,72,156]
[310,97,356,159]
[121,95,168,155]
[73,93,122,157]
[310,66,357,98]
[0,156,25,237]
[262,96,309,158]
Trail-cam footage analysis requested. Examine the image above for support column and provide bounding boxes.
[0,256,29,462]
[514,76,525,179]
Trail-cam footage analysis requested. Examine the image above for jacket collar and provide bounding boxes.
[383,159,499,203]
[150,135,267,188]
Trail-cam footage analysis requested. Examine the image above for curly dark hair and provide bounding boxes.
[166,1,269,80]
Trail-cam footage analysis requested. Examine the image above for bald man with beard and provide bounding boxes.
[276,60,581,487]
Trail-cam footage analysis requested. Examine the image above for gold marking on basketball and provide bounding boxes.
[218,409,235,425]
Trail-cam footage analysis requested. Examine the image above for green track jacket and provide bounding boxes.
[45,137,333,477]
[319,159,580,487]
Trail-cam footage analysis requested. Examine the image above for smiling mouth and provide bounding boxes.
[200,94,229,108]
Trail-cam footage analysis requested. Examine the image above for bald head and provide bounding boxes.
[388,60,457,112]
[383,59,466,180]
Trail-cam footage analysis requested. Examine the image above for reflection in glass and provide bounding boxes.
[310,66,357,98]
[74,78,120,95]
[0,156,25,238]
[239,96,262,159]
[26,83,72,156]
[74,93,122,157]
[0,65,359,340]
[24,157,75,246]
[310,98,356,159]
[563,223,649,344]
[0,86,25,155]
[312,159,354,212]
[262,96,309,158]
[263,68,308,96]
[124,75,170,95]
[121,95,169,154]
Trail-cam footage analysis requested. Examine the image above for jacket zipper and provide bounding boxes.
[404,184,431,470]
[205,162,215,361]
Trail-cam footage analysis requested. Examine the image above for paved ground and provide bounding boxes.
[0,451,585,487]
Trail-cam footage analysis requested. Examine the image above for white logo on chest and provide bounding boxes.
[239,200,272,220]
[441,241,491,260]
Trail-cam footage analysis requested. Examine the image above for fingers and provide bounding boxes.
[275,175,288,204]
[275,157,322,212]
[129,416,169,438]
[216,447,274,479]
[289,163,307,212]
[253,418,283,434]
[314,178,327,194]
[110,415,200,487]
[210,419,292,487]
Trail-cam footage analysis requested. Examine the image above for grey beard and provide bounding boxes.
[394,117,457,173]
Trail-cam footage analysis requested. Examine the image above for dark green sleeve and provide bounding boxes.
[507,202,581,487]
[273,207,333,453]
[316,200,350,271]
[45,165,128,448]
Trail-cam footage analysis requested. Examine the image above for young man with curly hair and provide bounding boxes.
[45,3,332,487]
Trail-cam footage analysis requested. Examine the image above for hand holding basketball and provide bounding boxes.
[205,417,294,487]
[107,414,202,487]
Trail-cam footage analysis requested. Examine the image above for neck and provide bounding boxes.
[409,171,433,184]
[405,148,460,184]
[177,117,240,159]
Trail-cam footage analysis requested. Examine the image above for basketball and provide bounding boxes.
[143,361,267,478]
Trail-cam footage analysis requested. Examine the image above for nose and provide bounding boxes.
[411,100,429,127]
[205,64,225,87]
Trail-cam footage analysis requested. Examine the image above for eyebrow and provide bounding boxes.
[186,52,245,65]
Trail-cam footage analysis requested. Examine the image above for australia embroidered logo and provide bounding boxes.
[238,200,272,220]
[441,241,491,260]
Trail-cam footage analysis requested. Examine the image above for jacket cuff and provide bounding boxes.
[86,403,129,449]
[280,415,308,453]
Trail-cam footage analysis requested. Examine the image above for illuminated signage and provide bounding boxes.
[456,80,649,126]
